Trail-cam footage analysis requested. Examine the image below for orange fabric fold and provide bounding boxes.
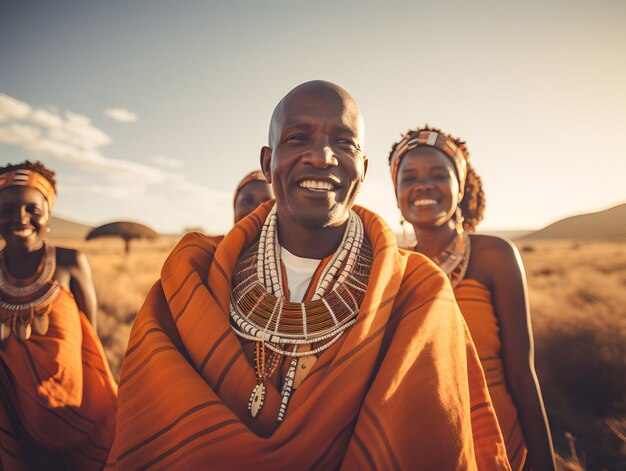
[455,279,527,471]
[0,287,118,470]
[107,202,510,470]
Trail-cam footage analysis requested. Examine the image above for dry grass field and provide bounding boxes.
[43,235,626,470]
[520,240,626,470]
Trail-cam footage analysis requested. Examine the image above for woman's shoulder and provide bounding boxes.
[53,246,89,271]
[469,233,519,260]
[467,234,522,284]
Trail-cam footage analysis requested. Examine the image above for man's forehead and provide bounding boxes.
[282,86,356,114]
[269,81,364,146]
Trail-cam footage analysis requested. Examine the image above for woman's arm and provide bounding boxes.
[68,250,98,329]
[485,237,556,471]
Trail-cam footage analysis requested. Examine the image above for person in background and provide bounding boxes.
[233,170,273,223]
[389,126,555,471]
[0,161,117,469]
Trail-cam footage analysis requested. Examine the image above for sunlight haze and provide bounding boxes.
[1,0,625,233]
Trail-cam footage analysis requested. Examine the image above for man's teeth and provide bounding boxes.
[299,180,334,191]
[412,198,437,206]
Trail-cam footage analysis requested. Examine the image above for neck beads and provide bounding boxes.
[230,205,372,422]
[0,243,60,341]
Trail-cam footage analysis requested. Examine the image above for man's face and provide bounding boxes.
[261,85,367,230]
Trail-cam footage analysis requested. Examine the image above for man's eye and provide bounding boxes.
[286,134,306,143]
[432,174,450,181]
[337,138,357,149]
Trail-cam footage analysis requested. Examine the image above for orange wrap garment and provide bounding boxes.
[455,279,527,470]
[107,203,510,470]
[0,287,118,470]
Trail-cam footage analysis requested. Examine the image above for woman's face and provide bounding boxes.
[0,186,50,252]
[396,146,461,230]
[234,181,273,223]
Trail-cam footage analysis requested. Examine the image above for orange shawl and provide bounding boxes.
[0,288,118,470]
[107,203,510,470]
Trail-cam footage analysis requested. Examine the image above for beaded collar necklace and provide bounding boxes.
[230,205,372,421]
[0,243,60,342]
[428,232,471,288]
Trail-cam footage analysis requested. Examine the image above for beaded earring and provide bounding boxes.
[455,207,464,234]
[400,218,408,248]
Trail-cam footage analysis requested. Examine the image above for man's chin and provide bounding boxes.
[289,204,351,230]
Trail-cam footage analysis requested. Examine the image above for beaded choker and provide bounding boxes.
[430,232,470,288]
[0,244,60,341]
[230,205,372,421]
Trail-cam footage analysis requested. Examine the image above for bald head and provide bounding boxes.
[268,80,364,149]
[259,80,368,240]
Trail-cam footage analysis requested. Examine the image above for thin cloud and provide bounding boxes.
[105,107,138,123]
[0,94,31,122]
[0,123,40,145]
[30,108,64,128]
[152,155,182,169]
[0,93,230,232]
[0,93,156,180]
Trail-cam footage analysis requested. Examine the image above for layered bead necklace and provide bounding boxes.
[0,243,60,342]
[230,205,372,422]
[430,231,471,288]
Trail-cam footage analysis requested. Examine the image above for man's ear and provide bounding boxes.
[260,146,272,183]
[362,155,368,181]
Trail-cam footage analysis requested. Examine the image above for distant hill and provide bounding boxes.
[480,229,533,240]
[48,215,93,238]
[523,203,626,240]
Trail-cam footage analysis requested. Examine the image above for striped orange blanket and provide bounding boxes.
[107,203,509,470]
[0,287,117,470]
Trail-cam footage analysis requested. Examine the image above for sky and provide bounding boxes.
[1,0,625,234]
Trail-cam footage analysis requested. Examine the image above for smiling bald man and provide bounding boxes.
[107,81,510,470]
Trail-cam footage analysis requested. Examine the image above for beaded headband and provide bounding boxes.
[389,127,468,195]
[0,169,56,208]
[233,170,268,208]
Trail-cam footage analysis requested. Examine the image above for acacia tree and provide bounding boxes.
[86,221,158,255]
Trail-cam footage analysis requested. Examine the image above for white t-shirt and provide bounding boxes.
[280,247,322,302]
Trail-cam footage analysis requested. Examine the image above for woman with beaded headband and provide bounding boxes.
[0,161,117,469]
[389,127,555,470]
[233,169,273,223]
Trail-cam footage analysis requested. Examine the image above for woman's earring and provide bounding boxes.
[45,227,51,233]
[400,218,408,248]
[455,207,464,234]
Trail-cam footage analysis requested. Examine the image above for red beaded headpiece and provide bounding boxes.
[389,126,468,194]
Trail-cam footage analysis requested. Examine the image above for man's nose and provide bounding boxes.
[306,142,338,169]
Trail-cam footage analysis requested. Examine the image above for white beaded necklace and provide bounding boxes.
[0,244,60,341]
[230,205,371,422]
[0,244,56,298]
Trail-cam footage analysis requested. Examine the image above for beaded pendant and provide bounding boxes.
[248,383,266,418]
